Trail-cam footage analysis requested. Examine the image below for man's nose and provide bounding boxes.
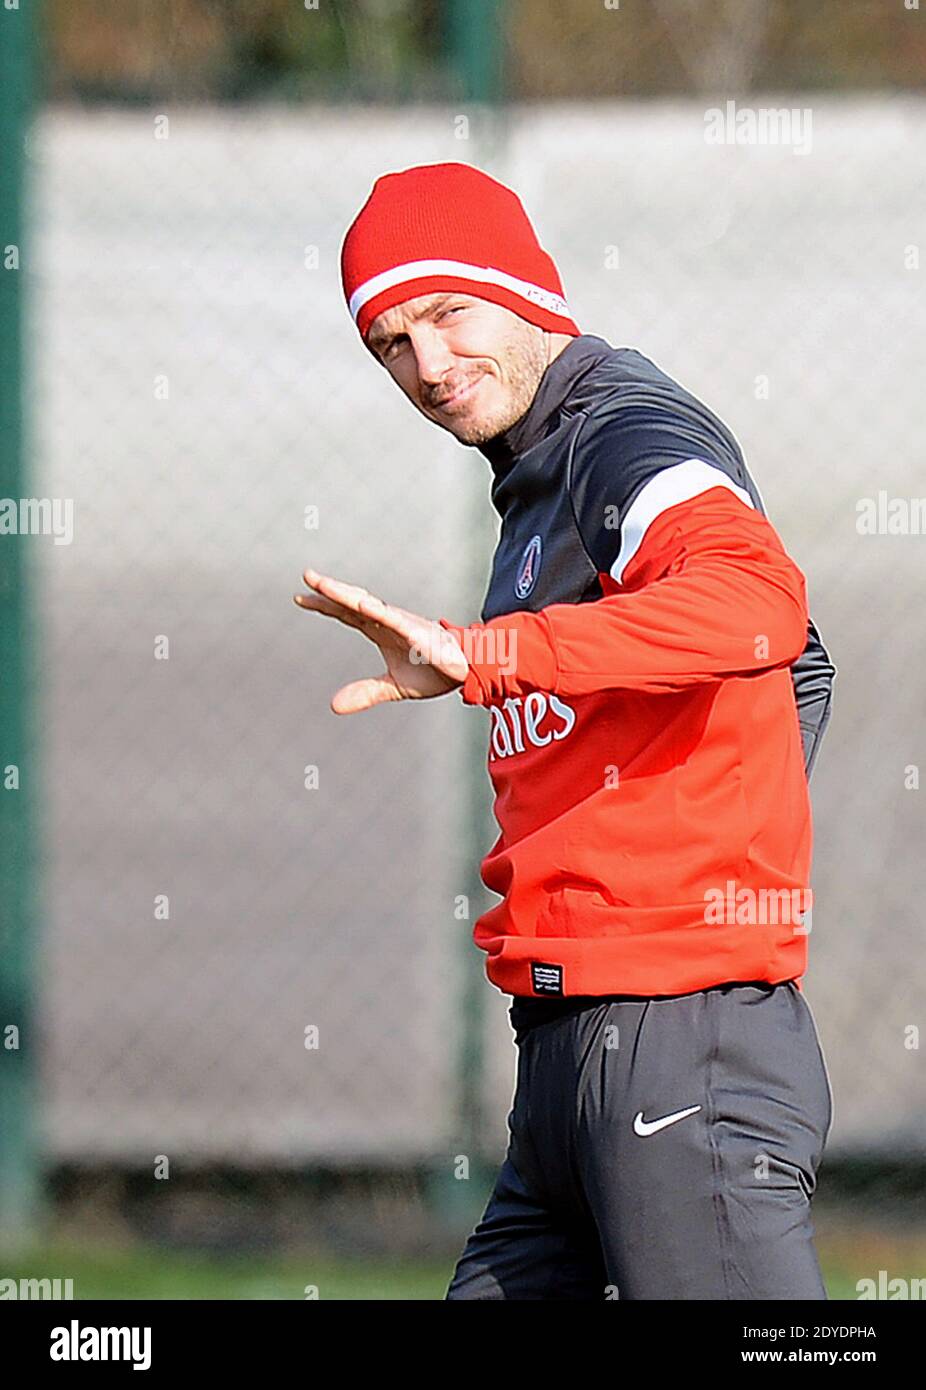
[410,327,455,388]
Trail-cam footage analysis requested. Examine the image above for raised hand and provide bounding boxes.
[293,567,469,714]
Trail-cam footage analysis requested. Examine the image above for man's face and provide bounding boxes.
[366,293,552,445]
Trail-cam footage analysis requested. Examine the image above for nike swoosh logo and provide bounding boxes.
[633,1105,702,1136]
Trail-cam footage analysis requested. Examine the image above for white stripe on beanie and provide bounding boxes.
[348,257,572,323]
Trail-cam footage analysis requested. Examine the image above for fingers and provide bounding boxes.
[296,568,417,646]
[293,592,341,616]
[302,567,377,613]
[330,676,400,716]
[293,591,366,632]
[294,577,379,637]
[301,568,401,632]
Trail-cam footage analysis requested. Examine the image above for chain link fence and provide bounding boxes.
[29,108,492,1170]
[23,95,926,1215]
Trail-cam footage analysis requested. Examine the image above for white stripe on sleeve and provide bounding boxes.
[609,457,755,585]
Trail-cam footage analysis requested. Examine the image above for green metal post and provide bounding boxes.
[424,2,510,1236]
[445,0,505,105]
[0,0,40,1247]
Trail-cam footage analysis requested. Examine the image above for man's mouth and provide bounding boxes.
[433,376,483,413]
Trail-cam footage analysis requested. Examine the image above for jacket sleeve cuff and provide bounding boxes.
[437,618,488,704]
[437,614,558,705]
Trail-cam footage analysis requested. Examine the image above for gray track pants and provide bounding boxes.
[446,980,833,1300]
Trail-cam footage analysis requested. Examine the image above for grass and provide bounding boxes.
[2,1223,925,1299]
[0,1243,450,1300]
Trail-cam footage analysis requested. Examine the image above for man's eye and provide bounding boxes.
[440,305,467,320]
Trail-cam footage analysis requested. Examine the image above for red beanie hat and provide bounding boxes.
[340,162,581,348]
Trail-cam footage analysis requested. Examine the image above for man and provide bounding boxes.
[296,161,836,1299]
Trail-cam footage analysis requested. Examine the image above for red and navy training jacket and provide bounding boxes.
[438,335,835,1000]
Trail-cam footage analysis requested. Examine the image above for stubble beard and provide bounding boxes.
[448,325,550,447]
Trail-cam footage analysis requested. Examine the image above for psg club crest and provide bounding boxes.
[515,534,543,599]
